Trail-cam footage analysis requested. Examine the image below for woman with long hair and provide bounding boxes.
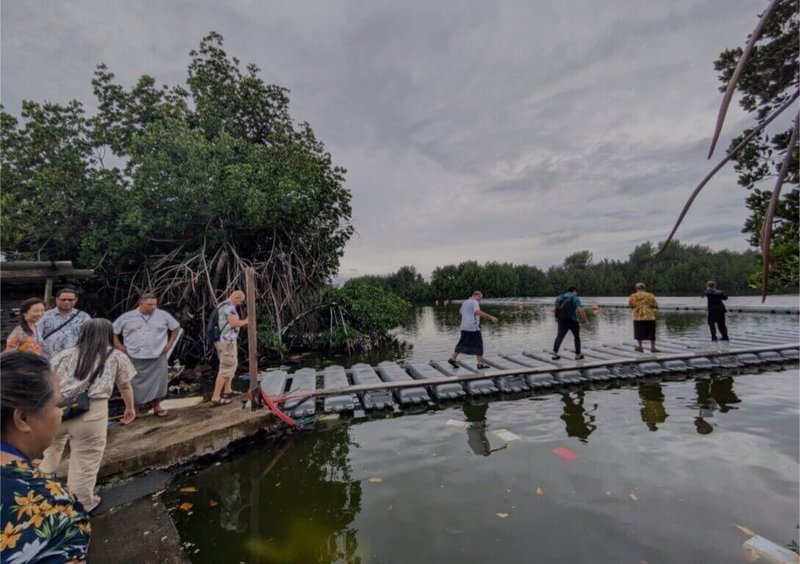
[39,319,137,512]
[4,297,46,354]
[1,351,91,562]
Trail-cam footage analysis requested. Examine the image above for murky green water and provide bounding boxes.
[168,307,799,563]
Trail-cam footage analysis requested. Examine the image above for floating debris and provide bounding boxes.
[496,513,509,519]
[492,429,521,442]
[179,502,193,512]
[535,487,543,496]
[179,487,198,493]
[368,477,383,484]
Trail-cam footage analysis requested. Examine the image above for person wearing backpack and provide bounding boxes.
[209,290,248,407]
[550,286,589,360]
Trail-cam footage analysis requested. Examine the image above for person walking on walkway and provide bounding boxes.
[113,293,180,417]
[40,287,91,360]
[551,286,589,360]
[448,291,498,369]
[40,319,137,512]
[4,298,46,354]
[210,290,248,407]
[628,282,659,352]
[704,281,729,341]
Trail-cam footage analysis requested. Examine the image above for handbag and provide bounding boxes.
[61,389,91,421]
[60,360,104,421]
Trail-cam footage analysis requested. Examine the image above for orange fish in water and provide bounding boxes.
[552,447,578,461]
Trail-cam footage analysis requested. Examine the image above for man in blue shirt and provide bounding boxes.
[551,286,589,360]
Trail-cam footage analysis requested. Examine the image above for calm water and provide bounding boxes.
[168,307,799,563]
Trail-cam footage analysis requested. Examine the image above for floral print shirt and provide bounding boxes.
[0,460,91,563]
[218,300,241,343]
[51,347,137,399]
[628,291,658,321]
[4,326,43,356]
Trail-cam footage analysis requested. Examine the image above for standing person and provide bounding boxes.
[447,291,498,370]
[628,282,659,352]
[551,286,590,360]
[113,293,180,417]
[210,290,248,407]
[1,351,91,563]
[704,281,729,341]
[4,297,46,354]
[40,319,137,512]
[40,287,91,360]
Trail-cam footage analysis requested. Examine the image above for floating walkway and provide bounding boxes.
[471,297,799,314]
[260,331,799,419]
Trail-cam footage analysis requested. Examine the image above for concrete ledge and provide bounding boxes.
[56,399,276,481]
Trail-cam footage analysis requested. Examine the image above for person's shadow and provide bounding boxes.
[560,391,598,442]
[694,376,741,434]
[639,383,668,432]
[463,401,507,456]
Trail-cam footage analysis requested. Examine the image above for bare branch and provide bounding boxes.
[760,112,799,302]
[708,0,779,158]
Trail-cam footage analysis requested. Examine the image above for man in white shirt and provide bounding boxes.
[113,293,180,417]
[448,290,498,369]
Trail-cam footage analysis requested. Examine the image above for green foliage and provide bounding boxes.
[714,0,799,288]
[1,32,353,356]
[360,241,762,300]
[338,280,412,334]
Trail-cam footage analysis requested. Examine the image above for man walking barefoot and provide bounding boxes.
[448,291,498,370]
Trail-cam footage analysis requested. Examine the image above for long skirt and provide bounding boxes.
[455,330,483,356]
[633,320,656,341]
[130,355,168,404]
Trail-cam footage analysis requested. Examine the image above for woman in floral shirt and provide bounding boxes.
[4,299,46,355]
[1,351,91,563]
[628,282,659,353]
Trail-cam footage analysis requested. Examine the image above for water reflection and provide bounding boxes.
[171,427,362,563]
[560,391,598,442]
[693,376,742,435]
[639,383,669,431]
[462,401,507,456]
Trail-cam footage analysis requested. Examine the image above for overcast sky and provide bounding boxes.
[1,0,776,277]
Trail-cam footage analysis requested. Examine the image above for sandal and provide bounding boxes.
[650,348,660,353]
[154,408,168,417]
[87,495,101,513]
[551,353,561,360]
[575,354,585,360]
[476,364,489,369]
[222,392,239,399]
[634,347,644,353]
[447,358,458,368]
[209,398,231,408]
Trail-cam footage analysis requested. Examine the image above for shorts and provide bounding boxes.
[215,340,239,379]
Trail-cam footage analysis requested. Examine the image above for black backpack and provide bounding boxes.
[206,304,229,343]
[554,295,576,321]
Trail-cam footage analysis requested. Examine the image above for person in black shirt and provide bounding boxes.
[705,281,729,341]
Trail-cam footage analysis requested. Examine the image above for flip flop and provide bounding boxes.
[87,495,101,513]
[154,408,168,417]
[209,399,231,408]
[447,358,458,368]
[476,364,489,369]
[222,392,240,399]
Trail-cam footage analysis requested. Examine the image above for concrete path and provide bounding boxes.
[54,396,275,482]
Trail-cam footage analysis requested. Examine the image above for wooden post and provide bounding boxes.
[43,277,54,308]
[245,267,258,395]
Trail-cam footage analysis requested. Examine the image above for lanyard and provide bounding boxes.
[0,442,31,463]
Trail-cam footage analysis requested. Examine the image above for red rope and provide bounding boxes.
[259,387,297,427]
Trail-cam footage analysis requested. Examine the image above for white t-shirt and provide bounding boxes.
[112,308,180,359]
[459,298,481,331]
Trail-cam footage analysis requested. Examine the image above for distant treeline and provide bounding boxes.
[347,241,778,301]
